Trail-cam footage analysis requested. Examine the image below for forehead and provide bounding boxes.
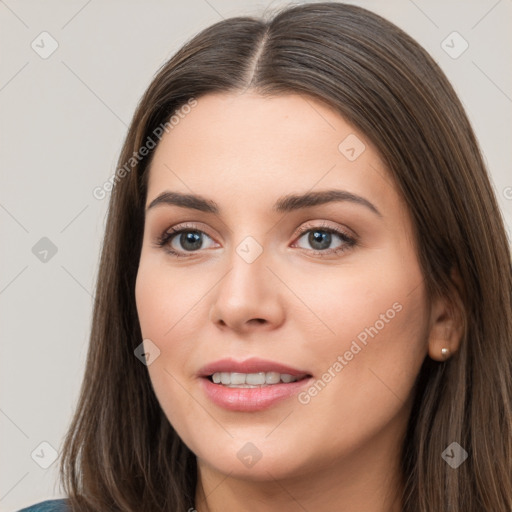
[145,92,399,217]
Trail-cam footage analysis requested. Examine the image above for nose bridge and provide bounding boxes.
[209,232,283,329]
[220,234,270,303]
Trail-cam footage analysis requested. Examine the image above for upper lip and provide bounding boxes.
[198,357,311,378]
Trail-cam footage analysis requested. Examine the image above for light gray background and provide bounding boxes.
[1,1,511,510]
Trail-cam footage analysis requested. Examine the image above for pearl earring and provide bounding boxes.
[441,347,450,359]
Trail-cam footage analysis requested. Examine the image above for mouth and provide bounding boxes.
[198,357,313,411]
[198,357,313,386]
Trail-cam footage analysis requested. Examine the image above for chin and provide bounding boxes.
[200,451,304,481]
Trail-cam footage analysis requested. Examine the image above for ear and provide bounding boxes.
[427,268,465,362]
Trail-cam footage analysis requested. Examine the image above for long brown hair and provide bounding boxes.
[59,3,512,511]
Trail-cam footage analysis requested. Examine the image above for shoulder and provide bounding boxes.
[17,499,70,512]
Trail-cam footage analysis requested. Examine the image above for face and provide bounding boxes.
[135,92,431,482]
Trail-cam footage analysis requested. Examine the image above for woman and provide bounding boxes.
[20,2,512,511]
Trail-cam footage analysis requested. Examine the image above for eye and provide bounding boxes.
[154,221,357,258]
[291,222,357,257]
[154,223,217,258]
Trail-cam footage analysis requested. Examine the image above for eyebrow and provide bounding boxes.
[146,189,382,217]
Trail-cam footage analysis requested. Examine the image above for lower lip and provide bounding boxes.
[200,377,313,412]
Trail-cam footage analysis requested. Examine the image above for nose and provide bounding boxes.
[209,244,285,334]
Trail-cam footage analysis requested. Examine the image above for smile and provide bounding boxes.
[209,371,308,387]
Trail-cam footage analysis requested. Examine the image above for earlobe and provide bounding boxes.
[428,336,458,361]
[427,314,461,361]
[427,315,463,361]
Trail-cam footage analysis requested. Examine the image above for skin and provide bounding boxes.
[135,92,461,512]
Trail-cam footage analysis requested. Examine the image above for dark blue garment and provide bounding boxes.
[17,499,69,512]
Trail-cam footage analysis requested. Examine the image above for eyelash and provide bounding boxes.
[153,221,357,259]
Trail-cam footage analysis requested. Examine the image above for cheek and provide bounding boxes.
[135,253,199,342]
[295,263,428,442]
[135,264,196,431]
[288,243,427,359]
[291,246,428,405]
[134,254,213,410]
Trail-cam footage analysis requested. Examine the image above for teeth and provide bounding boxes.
[210,371,302,386]
[265,372,281,384]
[230,372,246,385]
[246,372,266,385]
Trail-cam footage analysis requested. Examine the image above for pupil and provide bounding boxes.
[309,230,331,250]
